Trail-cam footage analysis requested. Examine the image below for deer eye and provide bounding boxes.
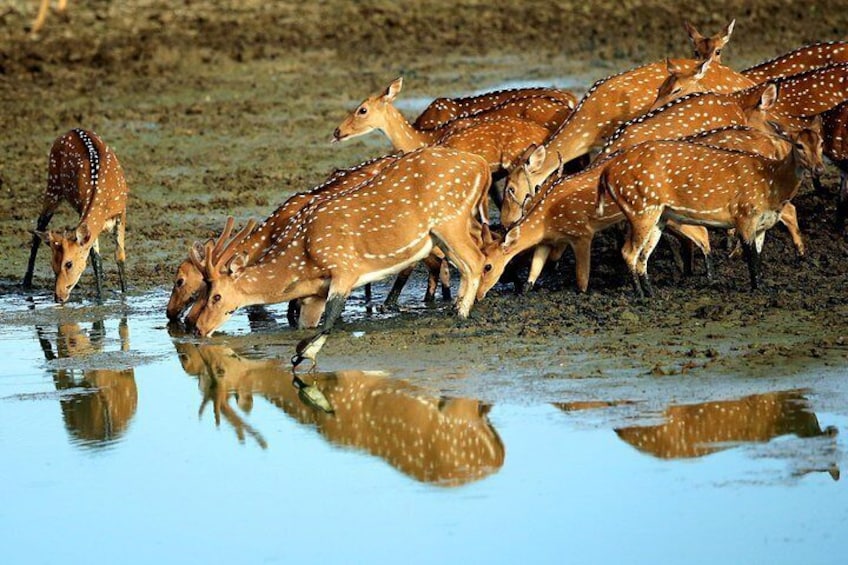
[357,106,368,116]
[226,309,236,315]
[212,294,222,303]
[175,278,185,288]
[64,261,73,270]
[484,264,493,273]
[716,49,722,55]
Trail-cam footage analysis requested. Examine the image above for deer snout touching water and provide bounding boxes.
[24,129,129,303]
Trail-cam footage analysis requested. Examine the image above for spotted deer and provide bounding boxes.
[24,129,128,303]
[193,147,491,346]
[478,153,712,299]
[175,343,504,485]
[167,155,405,323]
[615,390,838,468]
[742,41,848,83]
[413,86,576,131]
[31,0,67,35]
[501,59,755,217]
[683,19,735,63]
[599,121,824,297]
[333,77,553,176]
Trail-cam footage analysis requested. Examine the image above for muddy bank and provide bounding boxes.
[2,1,848,376]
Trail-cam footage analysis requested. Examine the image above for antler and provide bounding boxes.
[205,217,259,281]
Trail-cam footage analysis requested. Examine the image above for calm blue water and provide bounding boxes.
[0,289,845,564]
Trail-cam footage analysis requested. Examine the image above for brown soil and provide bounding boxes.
[2,0,848,378]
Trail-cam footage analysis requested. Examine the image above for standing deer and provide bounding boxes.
[599,122,823,297]
[24,129,129,303]
[478,154,712,299]
[193,147,491,361]
[501,58,754,214]
[413,86,576,131]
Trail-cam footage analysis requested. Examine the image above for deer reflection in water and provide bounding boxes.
[174,341,505,486]
[35,318,137,448]
[613,391,839,480]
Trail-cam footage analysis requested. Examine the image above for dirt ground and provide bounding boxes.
[2,0,848,377]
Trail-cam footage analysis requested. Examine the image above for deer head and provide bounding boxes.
[769,117,825,177]
[684,19,735,63]
[35,222,94,303]
[653,57,713,108]
[333,77,404,142]
[501,145,546,227]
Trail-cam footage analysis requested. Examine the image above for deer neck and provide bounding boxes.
[768,149,806,204]
[503,198,549,261]
[231,257,328,308]
[380,104,432,151]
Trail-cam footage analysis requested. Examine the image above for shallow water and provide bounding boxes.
[1,287,846,564]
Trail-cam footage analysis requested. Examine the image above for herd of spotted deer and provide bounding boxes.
[20,18,848,367]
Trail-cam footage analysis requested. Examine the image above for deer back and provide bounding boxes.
[743,41,848,83]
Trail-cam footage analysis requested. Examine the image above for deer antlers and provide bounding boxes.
[189,217,258,282]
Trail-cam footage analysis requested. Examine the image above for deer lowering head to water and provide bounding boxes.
[478,154,711,299]
[599,121,824,297]
[24,129,129,303]
[192,147,491,357]
[166,155,399,323]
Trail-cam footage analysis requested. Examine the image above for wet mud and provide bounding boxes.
[2,1,848,385]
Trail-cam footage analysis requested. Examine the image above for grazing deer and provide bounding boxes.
[167,155,402,323]
[615,390,838,472]
[413,87,576,132]
[599,121,823,297]
[31,0,67,35]
[24,129,129,303]
[193,147,491,348]
[683,19,735,63]
[175,342,504,485]
[478,154,712,298]
[501,59,755,216]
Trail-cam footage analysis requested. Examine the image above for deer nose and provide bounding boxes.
[332,128,341,141]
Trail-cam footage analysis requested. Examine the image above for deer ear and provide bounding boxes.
[189,241,206,270]
[527,145,546,174]
[695,57,712,79]
[759,84,778,110]
[683,20,703,43]
[75,222,92,245]
[34,230,54,247]
[481,223,494,246]
[722,19,736,42]
[503,226,520,251]
[227,252,249,278]
[810,115,823,135]
[385,77,403,102]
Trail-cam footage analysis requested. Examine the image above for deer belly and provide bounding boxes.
[354,238,434,287]
[663,205,733,229]
[755,210,781,232]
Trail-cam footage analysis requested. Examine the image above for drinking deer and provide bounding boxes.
[501,58,755,216]
[413,85,576,131]
[599,121,824,297]
[478,152,712,299]
[166,154,404,323]
[192,147,491,351]
[24,129,129,303]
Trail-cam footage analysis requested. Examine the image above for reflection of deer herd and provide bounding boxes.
[21,20,848,363]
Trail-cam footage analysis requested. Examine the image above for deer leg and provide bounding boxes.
[741,239,761,290]
[571,237,592,293]
[286,300,301,328]
[383,265,415,310]
[672,224,711,279]
[89,241,104,302]
[421,252,445,303]
[526,245,552,291]
[778,203,805,258]
[837,171,848,231]
[434,222,485,318]
[636,226,663,299]
[24,212,53,288]
[31,0,51,34]
[439,257,451,301]
[113,214,127,293]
